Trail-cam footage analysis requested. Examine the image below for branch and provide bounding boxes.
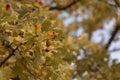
[49,0,81,10]
[114,0,120,7]
[49,0,120,10]
[105,0,120,50]
[105,25,120,50]
[0,43,24,67]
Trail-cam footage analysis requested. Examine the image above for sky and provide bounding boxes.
[59,11,120,62]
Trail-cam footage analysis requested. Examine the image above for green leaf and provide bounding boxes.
[18,6,30,19]
[41,20,52,32]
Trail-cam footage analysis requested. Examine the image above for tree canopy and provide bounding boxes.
[0,0,120,80]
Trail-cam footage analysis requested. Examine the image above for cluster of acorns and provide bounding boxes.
[42,39,51,52]
[42,31,58,52]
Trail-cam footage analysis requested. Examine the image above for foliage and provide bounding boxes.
[0,0,120,80]
[0,0,74,80]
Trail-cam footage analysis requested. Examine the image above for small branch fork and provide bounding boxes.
[0,42,25,67]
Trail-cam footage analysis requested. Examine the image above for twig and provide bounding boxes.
[49,0,81,10]
[0,43,24,67]
[105,0,120,50]
[105,25,120,50]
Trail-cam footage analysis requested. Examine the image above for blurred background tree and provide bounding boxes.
[0,0,120,80]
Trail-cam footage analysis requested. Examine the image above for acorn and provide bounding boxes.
[5,32,11,36]
[46,40,51,47]
[5,4,10,11]
[45,48,50,52]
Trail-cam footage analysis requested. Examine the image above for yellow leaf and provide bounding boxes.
[66,36,73,45]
